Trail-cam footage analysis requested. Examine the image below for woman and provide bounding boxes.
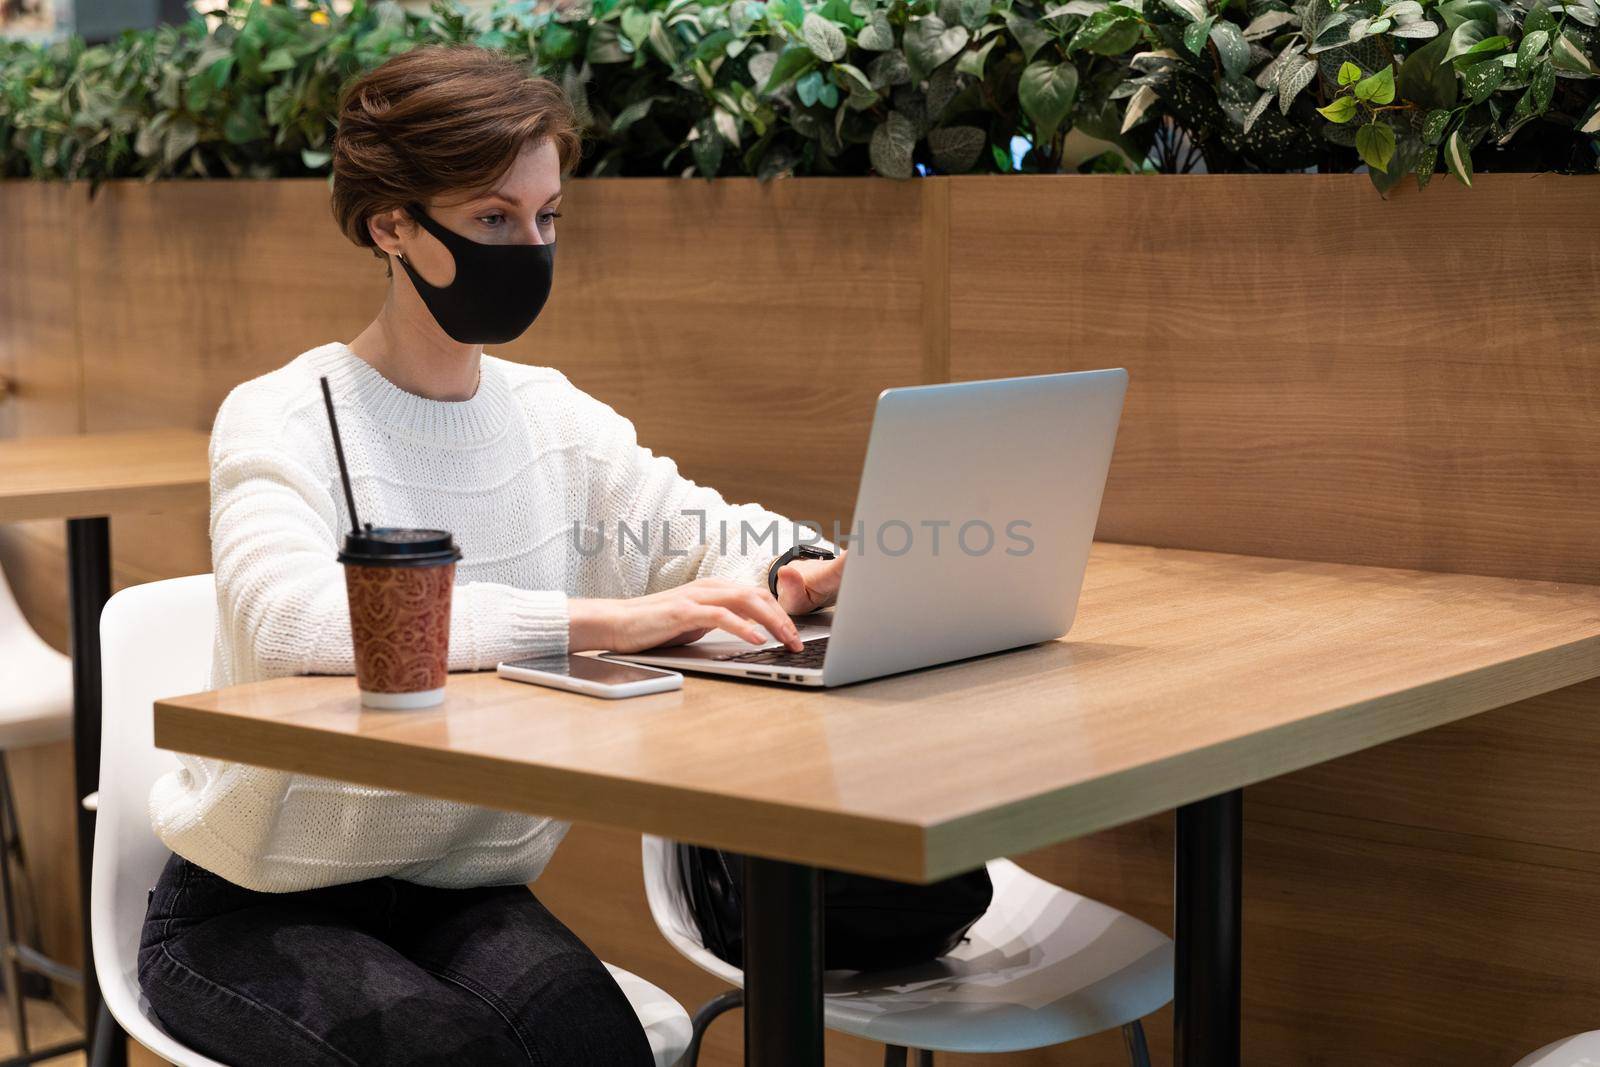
[139,45,844,1066]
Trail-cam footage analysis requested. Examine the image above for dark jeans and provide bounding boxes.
[137,853,654,1067]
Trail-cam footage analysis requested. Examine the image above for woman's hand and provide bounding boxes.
[774,551,847,615]
[569,579,804,654]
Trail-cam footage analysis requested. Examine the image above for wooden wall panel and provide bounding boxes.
[74,180,384,434]
[520,178,926,529]
[945,173,1600,587]
[0,182,92,1024]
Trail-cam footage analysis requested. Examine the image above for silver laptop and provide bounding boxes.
[608,368,1127,687]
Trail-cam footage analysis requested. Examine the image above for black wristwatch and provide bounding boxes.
[767,544,837,599]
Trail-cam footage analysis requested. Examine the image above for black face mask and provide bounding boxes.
[395,202,555,345]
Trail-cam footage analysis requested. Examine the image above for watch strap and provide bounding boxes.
[766,544,837,599]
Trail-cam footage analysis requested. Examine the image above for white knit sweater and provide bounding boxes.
[149,342,805,892]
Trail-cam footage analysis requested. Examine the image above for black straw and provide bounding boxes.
[320,376,363,536]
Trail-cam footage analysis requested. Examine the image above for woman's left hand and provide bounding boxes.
[774,551,847,615]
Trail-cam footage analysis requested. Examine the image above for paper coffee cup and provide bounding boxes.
[338,527,462,709]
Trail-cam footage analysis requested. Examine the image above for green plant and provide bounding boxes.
[1,0,1597,187]
[1111,0,1600,189]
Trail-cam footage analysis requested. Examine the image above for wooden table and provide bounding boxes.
[155,543,1600,1067]
[0,428,210,1065]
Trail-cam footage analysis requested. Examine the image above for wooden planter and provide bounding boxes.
[2,172,1599,1066]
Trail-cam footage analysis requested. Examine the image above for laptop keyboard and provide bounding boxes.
[719,637,829,669]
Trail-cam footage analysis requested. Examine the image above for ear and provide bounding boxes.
[367,206,414,259]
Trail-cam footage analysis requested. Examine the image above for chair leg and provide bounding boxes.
[883,1047,908,1067]
[677,988,743,1067]
[1122,1019,1152,1067]
[0,752,48,1001]
[0,753,28,1054]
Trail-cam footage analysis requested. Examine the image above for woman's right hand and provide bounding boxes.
[569,579,804,654]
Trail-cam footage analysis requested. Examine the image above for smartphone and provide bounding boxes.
[497,654,682,699]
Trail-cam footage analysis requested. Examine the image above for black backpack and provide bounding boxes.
[677,844,993,972]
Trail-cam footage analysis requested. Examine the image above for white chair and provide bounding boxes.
[643,836,1173,1065]
[1514,1031,1600,1067]
[93,574,692,1067]
[0,564,82,1060]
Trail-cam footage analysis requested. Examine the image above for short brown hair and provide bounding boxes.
[330,46,582,260]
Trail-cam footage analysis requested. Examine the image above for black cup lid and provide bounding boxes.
[338,526,461,566]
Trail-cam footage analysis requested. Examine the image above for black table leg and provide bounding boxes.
[742,857,823,1067]
[1174,788,1242,1067]
[66,517,121,1066]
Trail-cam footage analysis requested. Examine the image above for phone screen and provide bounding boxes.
[504,655,675,686]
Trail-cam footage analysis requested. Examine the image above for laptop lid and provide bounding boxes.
[821,368,1127,686]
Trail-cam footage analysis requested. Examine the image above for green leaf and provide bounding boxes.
[1517,28,1550,76]
[1462,57,1504,101]
[1183,15,1215,55]
[225,106,268,145]
[691,118,725,176]
[1018,58,1080,143]
[1444,25,1508,66]
[1525,1,1557,34]
[904,15,970,79]
[1354,64,1395,103]
[857,10,896,50]
[956,35,1000,76]
[259,47,295,72]
[927,124,986,171]
[621,7,651,45]
[1423,107,1451,143]
[1551,33,1599,75]
[300,147,330,169]
[1317,94,1359,121]
[1071,11,1145,53]
[538,22,580,62]
[1389,18,1441,38]
[869,110,917,177]
[797,68,825,104]
[1338,60,1363,85]
[1579,97,1600,134]
[609,96,658,134]
[802,12,848,60]
[833,61,875,95]
[1397,31,1460,109]
[1530,59,1555,110]
[1005,9,1053,62]
[1444,127,1473,185]
[868,49,913,87]
[1355,120,1396,169]
[1243,10,1298,40]
[646,14,681,63]
[1160,0,1208,22]
[1415,143,1438,188]
[762,44,817,90]
[1277,55,1319,113]
[1209,20,1251,77]
[1243,88,1277,132]
[1437,0,1496,32]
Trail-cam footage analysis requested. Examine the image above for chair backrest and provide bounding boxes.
[639,835,746,986]
[92,574,222,1063]
[0,560,53,657]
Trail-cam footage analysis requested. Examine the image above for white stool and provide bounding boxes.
[0,565,83,1061]
[1514,1031,1600,1067]
[93,574,691,1067]
[642,836,1173,1065]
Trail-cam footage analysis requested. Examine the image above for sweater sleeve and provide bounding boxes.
[566,386,828,596]
[209,422,569,679]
